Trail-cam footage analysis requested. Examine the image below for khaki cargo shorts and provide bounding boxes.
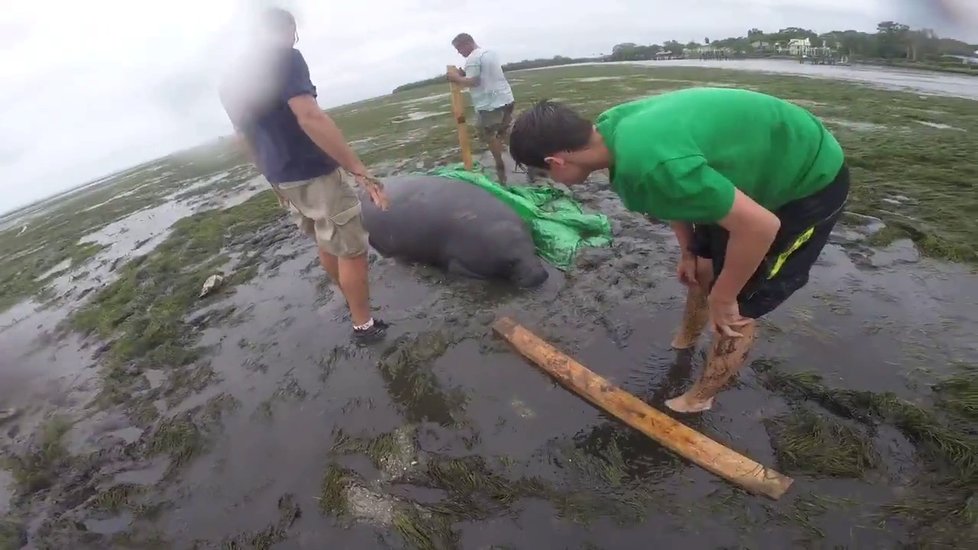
[476,102,515,141]
[276,169,368,258]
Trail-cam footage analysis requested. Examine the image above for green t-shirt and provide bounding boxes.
[596,87,845,224]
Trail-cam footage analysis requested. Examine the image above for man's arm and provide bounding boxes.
[279,51,371,176]
[288,95,369,176]
[448,52,483,88]
[448,69,480,88]
[710,190,781,301]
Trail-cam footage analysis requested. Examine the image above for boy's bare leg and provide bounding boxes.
[670,258,713,349]
[665,321,758,413]
[670,285,709,349]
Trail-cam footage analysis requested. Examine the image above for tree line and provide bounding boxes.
[392,55,592,93]
[606,21,976,62]
[392,21,975,93]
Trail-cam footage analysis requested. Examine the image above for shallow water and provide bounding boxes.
[572,59,978,101]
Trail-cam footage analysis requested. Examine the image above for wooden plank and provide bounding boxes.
[492,316,794,500]
[447,65,473,170]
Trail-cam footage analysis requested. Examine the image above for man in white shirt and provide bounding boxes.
[447,33,516,184]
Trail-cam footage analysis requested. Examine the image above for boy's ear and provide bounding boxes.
[543,155,565,169]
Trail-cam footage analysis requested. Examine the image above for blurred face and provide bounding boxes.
[453,40,475,57]
[259,20,297,47]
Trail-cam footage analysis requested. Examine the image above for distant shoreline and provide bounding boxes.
[508,55,978,78]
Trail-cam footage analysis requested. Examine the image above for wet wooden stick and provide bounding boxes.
[492,316,794,500]
[447,65,473,170]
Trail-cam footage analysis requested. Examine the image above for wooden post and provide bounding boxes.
[492,316,794,500]
[447,65,473,170]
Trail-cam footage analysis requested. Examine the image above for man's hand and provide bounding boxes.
[676,253,698,288]
[707,293,751,338]
[352,172,390,211]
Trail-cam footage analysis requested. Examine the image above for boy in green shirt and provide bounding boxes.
[509,87,850,413]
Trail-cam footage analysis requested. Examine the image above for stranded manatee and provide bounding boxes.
[359,174,548,287]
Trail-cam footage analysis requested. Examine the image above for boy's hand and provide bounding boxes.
[707,293,751,338]
[676,253,698,288]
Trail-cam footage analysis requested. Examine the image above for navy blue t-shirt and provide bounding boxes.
[222,48,339,185]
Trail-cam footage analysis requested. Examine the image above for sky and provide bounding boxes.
[1,0,976,213]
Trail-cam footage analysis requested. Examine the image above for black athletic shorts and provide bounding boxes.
[689,163,850,319]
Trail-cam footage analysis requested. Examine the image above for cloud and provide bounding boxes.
[1,0,974,213]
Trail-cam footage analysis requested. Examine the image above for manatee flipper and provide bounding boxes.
[447,258,488,280]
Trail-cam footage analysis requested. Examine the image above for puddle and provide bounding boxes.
[915,120,965,131]
[85,512,133,535]
[398,92,450,106]
[81,201,197,264]
[36,258,71,281]
[391,111,445,123]
[823,118,889,132]
[112,460,169,486]
[574,76,626,82]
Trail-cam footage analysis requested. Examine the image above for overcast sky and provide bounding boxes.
[1,0,975,213]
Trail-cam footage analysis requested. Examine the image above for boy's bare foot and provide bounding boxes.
[665,393,714,413]
[670,331,700,350]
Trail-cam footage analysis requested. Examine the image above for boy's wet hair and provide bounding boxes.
[509,100,593,169]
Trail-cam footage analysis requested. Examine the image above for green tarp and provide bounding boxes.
[424,164,613,270]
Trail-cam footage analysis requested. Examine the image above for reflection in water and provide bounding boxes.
[376,331,468,427]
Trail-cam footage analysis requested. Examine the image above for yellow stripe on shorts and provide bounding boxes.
[767,226,815,279]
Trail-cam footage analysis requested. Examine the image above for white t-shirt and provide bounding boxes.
[463,47,515,112]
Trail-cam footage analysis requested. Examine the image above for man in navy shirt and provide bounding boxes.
[219,7,389,343]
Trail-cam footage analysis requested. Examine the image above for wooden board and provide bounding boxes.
[447,65,473,170]
[492,316,794,500]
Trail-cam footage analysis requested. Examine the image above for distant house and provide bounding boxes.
[751,40,773,51]
[784,38,812,56]
[942,54,978,65]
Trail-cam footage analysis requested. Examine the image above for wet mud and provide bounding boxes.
[3,67,978,549]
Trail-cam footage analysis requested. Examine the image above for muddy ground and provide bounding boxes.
[2,64,977,549]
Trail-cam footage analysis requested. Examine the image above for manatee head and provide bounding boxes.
[485,220,549,288]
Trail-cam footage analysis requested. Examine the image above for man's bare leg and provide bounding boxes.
[318,248,339,283]
[335,253,373,326]
[665,321,758,413]
[488,133,507,184]
[670,258,713,349]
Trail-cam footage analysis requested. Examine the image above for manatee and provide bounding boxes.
[359,174,548,287]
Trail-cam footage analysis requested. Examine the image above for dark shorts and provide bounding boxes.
[690,163,850,319]
[476,102,515,140]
